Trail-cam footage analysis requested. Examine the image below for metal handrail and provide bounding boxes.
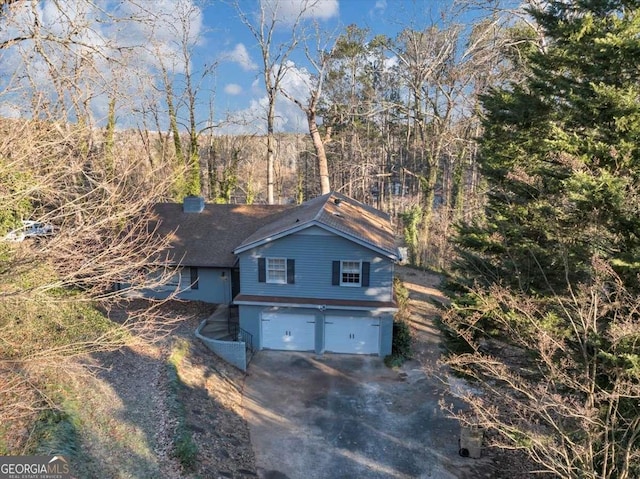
[226,321,253,352]
[229,320,239,338]
[239,327,254,366]
[238,327,253,352]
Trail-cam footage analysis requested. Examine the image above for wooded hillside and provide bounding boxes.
[0,1,637,477]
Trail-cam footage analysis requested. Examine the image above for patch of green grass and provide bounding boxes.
[21,386,83,458]
[0,425,10,455]
[0,299,129,360]
[29,408,79,457]
[167,338,198,470]
[0,269,130,456]
[168,337,190,367]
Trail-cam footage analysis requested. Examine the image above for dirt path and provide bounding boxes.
[395,266,535,479]
[394,266,450,367]
[69,301,256,479]
[71,339,183,478]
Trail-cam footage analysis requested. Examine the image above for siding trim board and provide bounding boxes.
[234,294,397,312]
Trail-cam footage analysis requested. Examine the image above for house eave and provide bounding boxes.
[233,221,399,261]
[232,294,398,313]
[233,222,313,254]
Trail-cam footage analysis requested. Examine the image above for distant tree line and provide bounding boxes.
[0,0,522,269]
[2,1,637,475]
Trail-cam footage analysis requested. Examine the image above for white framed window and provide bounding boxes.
[266,258,287,284]
[340,260,361,286]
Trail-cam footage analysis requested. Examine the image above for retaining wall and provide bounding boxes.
[195,319,247,372]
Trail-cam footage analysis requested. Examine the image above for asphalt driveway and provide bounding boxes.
[243,351,491,479]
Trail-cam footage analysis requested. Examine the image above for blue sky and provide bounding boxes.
[190,0,460,133]
[0,0,491,134]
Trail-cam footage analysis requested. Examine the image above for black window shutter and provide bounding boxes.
[361,262,370,287]
[190,267,199,289]
[287,259,295,284]
[332,261,340,285]
[258,258,266,283]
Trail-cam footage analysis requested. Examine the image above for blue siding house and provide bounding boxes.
[149,193,400,357]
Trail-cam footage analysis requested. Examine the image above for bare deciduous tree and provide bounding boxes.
[442,259,640,478]
[235,0,317,204]
[0,0,200,452]
[280,24,336,196]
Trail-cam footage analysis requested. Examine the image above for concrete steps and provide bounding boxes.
[195,303,252,370]
[199,304,239,340]
[201,320,228,338]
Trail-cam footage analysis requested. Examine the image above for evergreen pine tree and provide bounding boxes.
[447,2,640,477]
[457,0,640,294]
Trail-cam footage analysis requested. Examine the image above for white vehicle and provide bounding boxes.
[3,220,54,242]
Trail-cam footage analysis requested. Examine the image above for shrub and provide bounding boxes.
[385,318,413,368]
[393,276,409,311]
[392,319,413,359]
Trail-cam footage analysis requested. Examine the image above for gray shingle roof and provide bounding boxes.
[153,193,399,267]
[235,192,398,259]
[151,203,293,267]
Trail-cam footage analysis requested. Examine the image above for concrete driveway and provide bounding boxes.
[243,351,491,479]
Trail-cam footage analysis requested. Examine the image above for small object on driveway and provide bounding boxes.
[459,425,483,458]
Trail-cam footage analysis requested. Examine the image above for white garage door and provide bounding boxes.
[261,313,316,351]
[324,316,380,355]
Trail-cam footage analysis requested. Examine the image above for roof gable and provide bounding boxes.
[233,192,399,260]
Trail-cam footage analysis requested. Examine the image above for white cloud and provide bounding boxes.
[251,78,262,95]
[280,61,314,101]
[220,61,310,134]
[224,83,243,95]
[260,0,339,24]
[225,43,258,71]
[0,0,204,126]
[371,0,386,15]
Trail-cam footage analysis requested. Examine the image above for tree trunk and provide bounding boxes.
[187,98,200,196]
[307,109,330,195]
[419,160,438,266]
[267,92,275,204]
